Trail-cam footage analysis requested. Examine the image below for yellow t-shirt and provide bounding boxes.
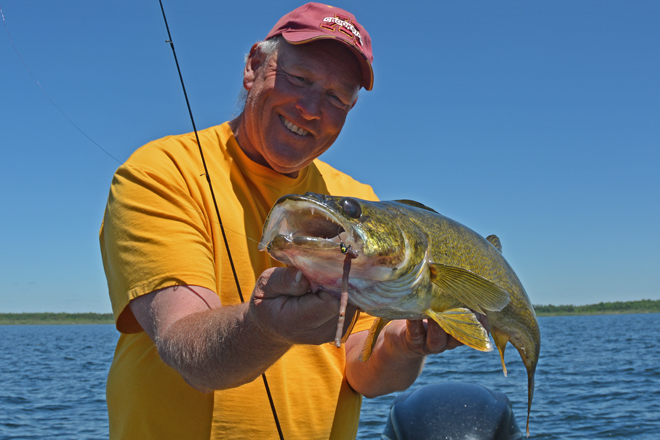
[100,122,378,440]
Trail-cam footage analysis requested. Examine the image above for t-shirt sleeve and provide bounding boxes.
[100,151,217,333]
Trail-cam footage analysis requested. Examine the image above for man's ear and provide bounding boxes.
[243,43,262,91]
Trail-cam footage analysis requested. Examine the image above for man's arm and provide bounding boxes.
[130,266,357,392]
[345,317,484,398]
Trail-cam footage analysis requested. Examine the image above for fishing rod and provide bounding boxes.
[156,2,285,439]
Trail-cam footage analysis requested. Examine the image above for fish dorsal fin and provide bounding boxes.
[394,200,439,214]
[429,264,510,314]
[486,235,502,253]
[359,317,391,362]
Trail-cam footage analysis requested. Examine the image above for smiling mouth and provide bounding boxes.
[280,115,310,136]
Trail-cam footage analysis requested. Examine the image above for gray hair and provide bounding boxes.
[255,36,283,62]
[234,37,284,113]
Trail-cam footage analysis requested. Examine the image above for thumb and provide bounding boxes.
[260,267,311,298]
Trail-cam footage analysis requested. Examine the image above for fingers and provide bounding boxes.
[257,267,311,299]
[421,319,461,353]
[250,267,356,346]
[424,319,450,352]
[263,292,350,346]
[403,319,464,356]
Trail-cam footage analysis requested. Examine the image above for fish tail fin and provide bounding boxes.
[490,327,510,377]
[359,317,391,362]
[425,308,492,352]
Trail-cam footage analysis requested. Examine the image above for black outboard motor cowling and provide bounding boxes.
[381,382,523,440]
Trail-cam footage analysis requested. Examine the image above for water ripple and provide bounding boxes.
[0,324,118,440]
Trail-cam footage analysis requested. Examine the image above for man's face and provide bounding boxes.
[240,39,362,177]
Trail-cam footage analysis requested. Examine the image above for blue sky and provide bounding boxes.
[1,0,658,313]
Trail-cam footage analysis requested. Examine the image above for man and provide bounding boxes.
[100,3,464,439]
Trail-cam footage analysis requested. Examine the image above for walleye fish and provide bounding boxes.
[259,192,540,435]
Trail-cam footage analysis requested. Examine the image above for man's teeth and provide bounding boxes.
[280,115,309,136]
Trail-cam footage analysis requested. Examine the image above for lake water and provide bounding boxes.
[1,314,658,439]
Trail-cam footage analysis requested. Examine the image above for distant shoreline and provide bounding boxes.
[0,313,114,325]
[535,310,658,317]
[533,299,659,317]
[1,299,658,324]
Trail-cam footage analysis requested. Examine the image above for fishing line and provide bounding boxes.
[156,2,285,439]
[1,2,262,248]
[0,3,122,165]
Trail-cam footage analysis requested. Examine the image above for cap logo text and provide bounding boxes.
[320,14,363,48]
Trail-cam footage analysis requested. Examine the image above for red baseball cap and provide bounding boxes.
[264,2,374,91]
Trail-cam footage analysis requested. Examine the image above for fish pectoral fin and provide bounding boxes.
[426,308,493,352]
[359,317,391,362]
[490,327,509,377]
[429,263,510,314]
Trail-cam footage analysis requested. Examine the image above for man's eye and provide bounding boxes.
[329,93,346,106]
[293,75,308,84]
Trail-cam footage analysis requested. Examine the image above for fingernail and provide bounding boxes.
[295,270,302,283]
[310,281,319,293]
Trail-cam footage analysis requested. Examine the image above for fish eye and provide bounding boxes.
[340,198,361,218]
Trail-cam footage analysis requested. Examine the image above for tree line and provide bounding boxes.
[533,299,660,316]
[0,312,114,325]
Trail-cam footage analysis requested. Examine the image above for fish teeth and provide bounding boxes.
[280,115,309,136]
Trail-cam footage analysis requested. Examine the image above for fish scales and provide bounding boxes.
[259,193,540,436]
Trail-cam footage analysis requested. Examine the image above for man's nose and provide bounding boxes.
[295,88,322,120]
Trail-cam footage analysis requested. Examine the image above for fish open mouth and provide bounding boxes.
[259,196,361,263]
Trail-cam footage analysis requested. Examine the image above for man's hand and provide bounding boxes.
[386,312,488,357]
[248,266,358,346]
[383,319,462,357]
[345,312,488,398]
